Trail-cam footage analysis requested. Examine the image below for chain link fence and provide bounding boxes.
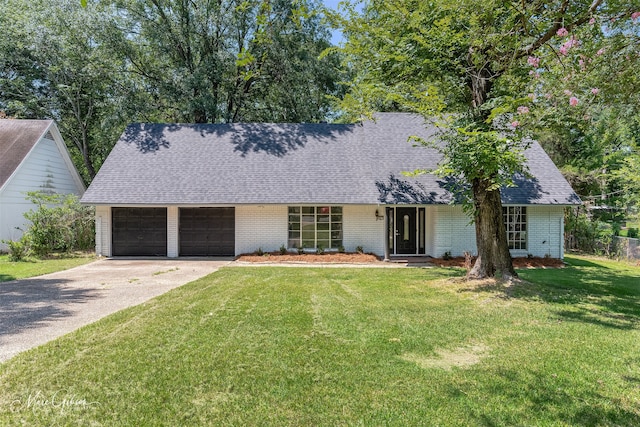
[612,236,640,262]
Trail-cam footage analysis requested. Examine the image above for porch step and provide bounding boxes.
[388,256,435,266]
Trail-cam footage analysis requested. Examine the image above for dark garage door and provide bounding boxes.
[179,208,235,256]
[112,208,167,256]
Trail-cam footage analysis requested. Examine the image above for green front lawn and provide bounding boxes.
[1,256,639,425]
[0,254,95,283]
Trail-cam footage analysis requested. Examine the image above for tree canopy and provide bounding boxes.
[108,0,341,124]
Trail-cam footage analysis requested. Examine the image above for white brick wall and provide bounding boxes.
[167,206,178,257]
[343,205,385,255]
[431,205,566,259]
[236,205,288,255]
[526,206,564,259]
[95,206,111,256]
[95,204,566,259]
[433,205,477,258]
[235,204,385,256]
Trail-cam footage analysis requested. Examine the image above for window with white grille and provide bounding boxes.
[288,206,342,250]
[503,206,527,250]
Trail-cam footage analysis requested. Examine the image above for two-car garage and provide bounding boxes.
[111,207,235,256]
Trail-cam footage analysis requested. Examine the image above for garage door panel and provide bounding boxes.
[112,208,167,256]
[179,208,235,256]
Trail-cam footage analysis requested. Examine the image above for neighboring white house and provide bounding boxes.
[0,120,86,251]
[81,113,581,259]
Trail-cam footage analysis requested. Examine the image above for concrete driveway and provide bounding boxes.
[0,258,231,363]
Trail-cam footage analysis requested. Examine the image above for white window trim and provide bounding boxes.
[503,206,527,251]
[288,206,343,250]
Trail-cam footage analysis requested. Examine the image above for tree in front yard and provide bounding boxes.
[329,0,640,278]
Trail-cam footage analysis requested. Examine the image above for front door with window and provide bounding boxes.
[396,207,417,254]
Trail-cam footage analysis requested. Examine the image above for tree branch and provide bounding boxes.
[520,0,603,58]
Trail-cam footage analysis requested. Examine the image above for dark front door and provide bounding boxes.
[179,208,235,256]
[396,207,417,254]
[112,207,167,256]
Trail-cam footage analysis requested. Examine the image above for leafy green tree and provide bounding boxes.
[331,0,640,278]
[108,0,341,123]
[19,191,94,257]
[616,151,640,220]
[0,0,129,181]
[518,11,640,237]
[0,1,59,120]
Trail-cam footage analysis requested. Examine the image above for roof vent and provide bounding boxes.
[43,131,54,140]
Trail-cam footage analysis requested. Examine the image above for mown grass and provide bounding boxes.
[0,256,639,425]
[0,253,95,283]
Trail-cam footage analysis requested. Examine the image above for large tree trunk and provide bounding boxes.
[470,66,493,108]
[468,177,517,280]
[465,60,517,280]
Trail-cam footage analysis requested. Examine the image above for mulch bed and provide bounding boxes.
[430,256,564,268]
[236,252,382,264]
[236,252,564,268]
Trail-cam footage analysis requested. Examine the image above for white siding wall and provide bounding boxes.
[0,137,83,250]
[343,205,385,255]
[236,205,288,255]
[95,205,111,256]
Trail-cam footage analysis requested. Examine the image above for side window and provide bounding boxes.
[503,206,527,250]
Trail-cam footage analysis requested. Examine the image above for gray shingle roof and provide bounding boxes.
[81,113,580,206]
[0,120,53,188]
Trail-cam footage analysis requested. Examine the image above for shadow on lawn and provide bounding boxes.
[459,259,640,330]
[455,367,640,426]
[0,274,16,282]
[0,278,101,338]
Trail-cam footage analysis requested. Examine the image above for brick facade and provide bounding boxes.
[95,204,566,259]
